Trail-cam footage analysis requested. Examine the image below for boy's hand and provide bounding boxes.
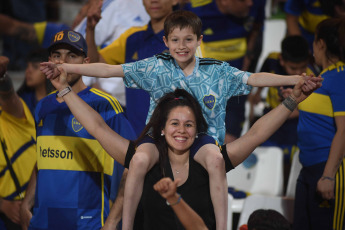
[291,75,322,103]
[40,62,61,80]
[0,199,22,224]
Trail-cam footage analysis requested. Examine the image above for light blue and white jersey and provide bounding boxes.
[122,52,252,144]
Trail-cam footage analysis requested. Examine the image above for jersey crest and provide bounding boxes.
[72,117,84,132]
[203,94,216,110]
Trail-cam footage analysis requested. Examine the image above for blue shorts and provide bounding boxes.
[125,134,234,172]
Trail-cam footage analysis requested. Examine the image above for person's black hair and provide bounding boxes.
[315,17,345,63]
[17,48,54,95]
[136,89,208,175]
[281,35,309,63]
[319,0,345,17]
[248,209,291,230]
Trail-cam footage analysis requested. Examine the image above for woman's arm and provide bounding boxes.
[50,67,129,165]
[227,76,322,167]
[317,116,345,200]
[40,62,124,80]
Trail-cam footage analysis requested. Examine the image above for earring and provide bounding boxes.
[196,134,198,138]
[161,133,164,136]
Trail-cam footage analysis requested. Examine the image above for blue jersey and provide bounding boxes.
[185,0,265,69]
[30,87,136,230]
[284,0,329,50]
[122,53,252,144]
[18,90,37,117]
[100,23,166,137]
[298,61,345,166]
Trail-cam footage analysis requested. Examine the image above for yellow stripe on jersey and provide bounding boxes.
[202,37,247,61]
[335,112,345,116]
[101,172,105,226]
[33,21,47,46]
[37,136,114,176]
[190,0,212,7]
[100,25,148,65]
[90,88,123,114]
[267,52,280,60]
[298,10,329,34]
[334,158,345,230]
[320,61,345,75]
[298,93,333,117]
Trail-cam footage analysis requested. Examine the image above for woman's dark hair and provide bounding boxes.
[315,17,345,63]
[136,89,208,175]
[164,10,202,39]
[17,48,54,95]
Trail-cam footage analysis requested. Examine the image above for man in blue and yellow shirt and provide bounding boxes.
[20,30,136,230]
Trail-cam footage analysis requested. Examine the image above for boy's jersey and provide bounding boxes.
[185,0,265,68]
[30,87,135,230]
[100,23,167,137]
[122,53,252,144]
[298,61,345,167]
[0,99,36,200]
[284,0,329,49]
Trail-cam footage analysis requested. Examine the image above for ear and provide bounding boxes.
[163,36,169,48]
[279,54,285,67]
[83,56,90,64]
[197,35,203,46]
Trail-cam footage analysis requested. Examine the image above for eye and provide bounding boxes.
[171,122,178,126]
[185,123,194,127]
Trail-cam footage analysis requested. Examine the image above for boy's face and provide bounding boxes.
[280,58,308,75]
[25,62,46,88]
[143,0,177,21]
[49,48,89,86]
[163,27,202,68]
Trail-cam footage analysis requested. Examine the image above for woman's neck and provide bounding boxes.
[151,16,166,34]
[322,56,340,70]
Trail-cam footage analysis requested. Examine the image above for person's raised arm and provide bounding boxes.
[227,76,322,167]
[40,62,124,80]
[49,66,129,165]
[20,164,37,230]
[317,116,345,200]
[247,72,302,87]
[85,0,104,63]
[153,178,208,230]
[286,13,302,36]
[0,56,24,118]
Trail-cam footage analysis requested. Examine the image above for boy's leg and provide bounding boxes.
[194,143,227,230]
[122,142,159,230]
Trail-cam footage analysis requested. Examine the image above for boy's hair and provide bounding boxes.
[248,209,291,230]
[164,10,202,39]
[281,35,309,63]
[137,88,208,175]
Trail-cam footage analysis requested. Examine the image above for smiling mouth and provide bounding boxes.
[174,137,187,141]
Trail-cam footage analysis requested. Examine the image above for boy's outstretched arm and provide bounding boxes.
[49,67,129,165]
[247,72,319,87]
[154,178,208,230]
[40,62,124,80]
[227,75,322,167]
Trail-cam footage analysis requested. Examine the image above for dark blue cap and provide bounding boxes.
[48,30,87,56]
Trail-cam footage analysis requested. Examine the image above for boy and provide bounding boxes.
[249,35,317,191]
[41,11,315,229]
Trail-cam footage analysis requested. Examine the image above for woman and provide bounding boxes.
[49,66,320,229]
[294,17,345,230]
[17,48,54,115]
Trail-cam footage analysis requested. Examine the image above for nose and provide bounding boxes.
[177,124,186,133]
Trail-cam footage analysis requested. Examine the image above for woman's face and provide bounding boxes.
[162,106,197,155]
[25,62,46,88]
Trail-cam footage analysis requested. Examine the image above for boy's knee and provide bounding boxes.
[129,151,152,172]
[205,151,225,172]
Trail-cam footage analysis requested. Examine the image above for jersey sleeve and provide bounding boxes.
[121,56,159,91]
[222,63,252,97]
